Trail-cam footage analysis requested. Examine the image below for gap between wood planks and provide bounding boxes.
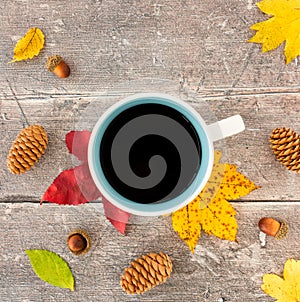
[2,86,300,101]
[1,200,300,204]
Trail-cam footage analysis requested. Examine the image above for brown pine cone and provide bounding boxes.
[7,125,48,174]
[120,252,172,294]
[270,127,300,172]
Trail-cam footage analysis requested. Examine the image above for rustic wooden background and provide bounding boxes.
[1,0,300,301]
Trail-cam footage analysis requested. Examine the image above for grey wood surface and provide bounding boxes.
[1,202,300,302]
[1,0,300,301]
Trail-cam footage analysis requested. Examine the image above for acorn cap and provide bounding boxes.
[275,221,288,240]
[46,55,63,72]
[67,229,91,255]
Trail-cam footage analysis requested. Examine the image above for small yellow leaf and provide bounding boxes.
[172,150,259,253]
[10,28,45,63]
[262,259,300,301]
[248,0,300,64]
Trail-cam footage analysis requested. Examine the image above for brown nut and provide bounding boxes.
[46,55,70,78]
[67,229,91,255]
[258,217,288,239]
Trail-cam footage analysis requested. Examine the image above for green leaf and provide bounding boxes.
[25,249,75,291]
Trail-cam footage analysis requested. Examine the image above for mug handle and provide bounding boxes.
[207,115,245,142]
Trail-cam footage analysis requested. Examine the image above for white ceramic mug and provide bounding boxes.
[88,93,245,216]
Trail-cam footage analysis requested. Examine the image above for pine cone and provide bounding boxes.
[270,127,300,172]
[7,125,48,174]
[120,252,172,294]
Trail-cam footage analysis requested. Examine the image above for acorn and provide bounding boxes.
[46,55,70,78]
[258,217,288,239]
[67,229,91,255]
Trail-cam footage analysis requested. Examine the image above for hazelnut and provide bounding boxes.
[258,217,288,239]
[46,55,70,78]
[67,229,91,255]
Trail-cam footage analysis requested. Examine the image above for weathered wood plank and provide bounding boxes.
[1,202,299,301]
[1,0,300,96]
[1,0,300,301]
[1,92,300,202]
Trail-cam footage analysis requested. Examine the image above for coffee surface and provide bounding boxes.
[100,103,201,204]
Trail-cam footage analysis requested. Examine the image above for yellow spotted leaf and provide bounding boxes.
[198,197,238,241]
[248,0,300,64]
[198,150,258,209]
[172,197,201,253]
[262,259,300,301]
[172,150,259,253]
[10,28,45,62]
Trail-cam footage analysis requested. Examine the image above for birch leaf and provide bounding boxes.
[25,249,75,291]
[10,28,45,62]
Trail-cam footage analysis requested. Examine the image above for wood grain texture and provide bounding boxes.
[1,202,299,302]
[1,0,300,95]
[1,93,299,202]
[1,0,300,301]
[1,0,300,202]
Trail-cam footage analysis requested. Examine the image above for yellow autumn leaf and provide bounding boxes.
[197,197,238,242]
[172,150,259,253]
[172,197,201,253]
[262,259,300,301]
[248,0,300,64]
[10,28,45,63]
[198,150,257,209]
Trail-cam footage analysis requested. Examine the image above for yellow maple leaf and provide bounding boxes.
[172,150,259,253]
[248,0,300,64]
[197,197,238,241]
[198,150,257,209]
[262,259,300,301]
[10,28,45,63]
[172,197,201,253]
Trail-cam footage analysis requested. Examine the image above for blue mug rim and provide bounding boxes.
[88,93,214,216]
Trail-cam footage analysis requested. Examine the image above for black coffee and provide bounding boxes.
[100,103,201,204]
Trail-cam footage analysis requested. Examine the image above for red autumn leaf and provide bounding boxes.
[102,196,130,235]
[41,163,101,205]
[65,130,91,162]
[41,130,131,235]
